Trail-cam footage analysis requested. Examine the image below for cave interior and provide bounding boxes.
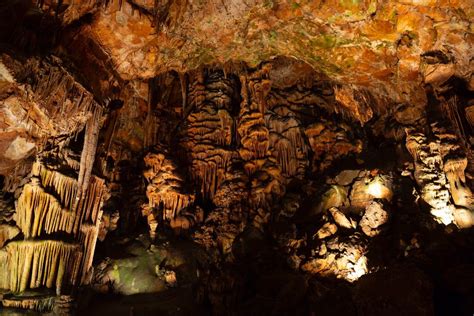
[0,0,473,315]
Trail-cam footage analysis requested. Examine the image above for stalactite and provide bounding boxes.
[11,160,108,296]
[78,218,102,284]
[73,177,106,235]
[236,70,285,215]
[76,107,102,211]
[466,105,474,127]
[432,124,474,212]
[441,96,467,143]
[179,72,187,116]
[15,179,75,238]
[103,110,120,157]
[265,106,308,177]
[2,296,56,312]
[20,57,101,136]
[4,240,81,293]
[238,109,269,163]
[180,71,236,199]
[304,120,363,172]
[32,161,78,210]
[405,131,423,161]
[334,85,374,125]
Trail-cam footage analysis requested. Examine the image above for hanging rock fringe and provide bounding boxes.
[144,152,195,221]
[10,161,107,294]
[180,71,235,199]
[4,240,82,293]
[32,161,78,211]
[265,108,308,177]
[21,57,101,136]
[15,181,75,238]
[2,295,56,312]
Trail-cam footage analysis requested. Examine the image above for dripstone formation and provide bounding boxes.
[0,0,473,315]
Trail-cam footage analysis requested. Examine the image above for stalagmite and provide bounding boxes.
[405,128,455,225]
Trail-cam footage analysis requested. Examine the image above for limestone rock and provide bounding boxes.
[360,201,389,237]
[333,169,360,186]
[0,224,20,247]
[329,207,353,230]
[315,223,338,240]
[314,185,349,215]
[302,235,367,282]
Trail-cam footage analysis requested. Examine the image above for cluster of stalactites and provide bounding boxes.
[237,110,269,164]
[31,162,106,235]
[1,240,82,293]
[15,179,75,238]
[181,71,236,199]
[5,160,107,295]
[265,106,308,177]
[405,125,473,227]
[21,56,102,140]
[1,295,56,313]
[237,70,284,212]
[432,125,474,226]
[32,162,78,210]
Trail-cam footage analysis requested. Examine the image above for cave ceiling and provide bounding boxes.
[1,0,472,165]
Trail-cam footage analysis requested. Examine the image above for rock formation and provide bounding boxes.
[0,0,473,314]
